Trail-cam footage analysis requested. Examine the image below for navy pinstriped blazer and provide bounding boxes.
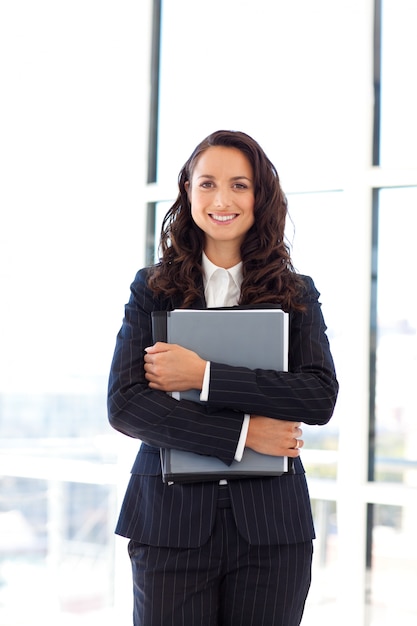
[108,267,338,548]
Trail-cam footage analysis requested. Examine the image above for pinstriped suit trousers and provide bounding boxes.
[128,486,313,626]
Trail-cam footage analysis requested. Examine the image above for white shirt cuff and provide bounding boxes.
[199,361,211,401]
[234,414,250,461]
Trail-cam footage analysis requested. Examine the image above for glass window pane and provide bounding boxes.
[0,475,115,622]
[369,503,417,622]
[157,0,355,185]
[375,187,417,482]
[380,0,417,167]
[303,499,339,623]
[0,3,147,622]
[153,201,173,262]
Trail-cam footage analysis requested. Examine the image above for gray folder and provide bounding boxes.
[160,447,289,484]
[152,307,291,483]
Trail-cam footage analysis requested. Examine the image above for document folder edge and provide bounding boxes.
[160,448,289,484]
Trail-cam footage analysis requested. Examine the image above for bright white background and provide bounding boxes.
[0,1,416,625]
[0,1,150,395]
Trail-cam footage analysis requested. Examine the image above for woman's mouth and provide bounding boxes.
[209,213,238,223]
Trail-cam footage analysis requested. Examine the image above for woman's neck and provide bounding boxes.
[203,243,241,270]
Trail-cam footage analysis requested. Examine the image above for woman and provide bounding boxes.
[108,130,338,625]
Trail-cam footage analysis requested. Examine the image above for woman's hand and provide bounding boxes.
[246,416,304,457]
[144,342,207,392]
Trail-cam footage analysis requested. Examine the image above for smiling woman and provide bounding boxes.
[107,128,338,626]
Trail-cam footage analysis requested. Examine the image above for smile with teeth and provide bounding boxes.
[209,213,238,222]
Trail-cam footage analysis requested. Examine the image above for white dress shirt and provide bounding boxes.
[199,253,250,463]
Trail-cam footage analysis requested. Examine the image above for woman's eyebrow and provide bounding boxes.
[196,174,252,181]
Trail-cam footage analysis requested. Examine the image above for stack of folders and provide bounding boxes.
[151,306,291,483]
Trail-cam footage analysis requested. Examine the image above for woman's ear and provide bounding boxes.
[184,180,190,199]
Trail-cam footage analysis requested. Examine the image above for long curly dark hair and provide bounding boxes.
[148,130,306,311]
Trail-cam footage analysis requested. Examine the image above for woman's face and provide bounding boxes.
[186,146,255,258]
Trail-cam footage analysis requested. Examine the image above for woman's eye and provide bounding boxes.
[200,181,214,189]
[234,183,247,190]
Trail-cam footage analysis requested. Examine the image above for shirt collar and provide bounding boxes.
[202,251,243,291]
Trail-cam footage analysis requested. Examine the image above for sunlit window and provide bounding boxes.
[0,2,146,624]
[374,186,417,482]
[379,0,417,167]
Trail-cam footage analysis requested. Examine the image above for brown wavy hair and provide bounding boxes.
[148,130,306,311]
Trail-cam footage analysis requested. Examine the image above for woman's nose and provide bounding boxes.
[214,187,231,207]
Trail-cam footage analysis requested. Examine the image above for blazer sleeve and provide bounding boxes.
[107,268,245,464]
[207,275,339,425]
